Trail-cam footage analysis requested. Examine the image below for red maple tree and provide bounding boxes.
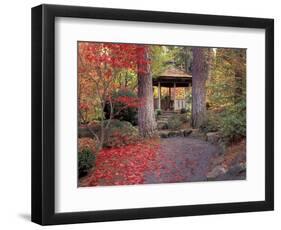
[78,42,149,150]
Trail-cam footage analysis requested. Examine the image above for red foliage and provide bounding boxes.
[79,42,150,75]
[112,96,142,108]
[78,42,151,120]
[79,103,89,111]
[80,139,160,186]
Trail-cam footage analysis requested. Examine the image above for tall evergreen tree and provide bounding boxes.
[137,46,157,137]
[192,48,210,128]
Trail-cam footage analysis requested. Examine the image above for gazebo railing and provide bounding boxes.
[174,99,186,111]
[154,98,186,111]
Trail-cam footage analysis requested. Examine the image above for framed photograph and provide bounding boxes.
[31,4,274,225]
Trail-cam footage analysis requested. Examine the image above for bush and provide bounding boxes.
[78,149,96,178]
[104,120,140,148]
[104,89,138,125]
[180,108,187,114]
[179,114,189,123]
[220,100,246,143]
[78,137,97,152]
[201,100,246,145]
[167,115,182,130]
[156,109,162,116]
[200,111,221,133]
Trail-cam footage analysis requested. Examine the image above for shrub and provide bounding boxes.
[156,109,162,116]
[180,108,187,114]
[201,100,246,144]
[179,114,189,123]
[220,100,246,144]
[78,137,97,152]
[104,120,140,148]
[167,115,182,130]
[200,111,221,133]
[104,89,138,125]
[78,149,96,178]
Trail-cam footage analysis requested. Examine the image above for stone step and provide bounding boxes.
[157,121,168,130]
[157,116,172,120]
[158,129,193,138]
[158,113,175,116]
[157,114,176,118]
[162,112,178,115]
[157,119,171,122]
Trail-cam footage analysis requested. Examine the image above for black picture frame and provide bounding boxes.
[31,4,274,225]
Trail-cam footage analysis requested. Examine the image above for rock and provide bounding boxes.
[157,121,168,130]
[190,129,201,136]
[159,129,193,138]
[168,131,177,137]
[207,165,227,179]
[206,132,221,144]
[189,129,207,141]
[183,129,192,137]
[227,162,246,176]
[159,130,182,138]
[159,131,169,138]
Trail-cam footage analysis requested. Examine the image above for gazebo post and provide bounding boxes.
[158,81,161,110]
[169,87,171,98]
[173,82,176,111]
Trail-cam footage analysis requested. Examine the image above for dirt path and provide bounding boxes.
[144,137,220,184]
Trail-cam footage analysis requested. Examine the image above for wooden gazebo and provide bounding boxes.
[153,66,192,111]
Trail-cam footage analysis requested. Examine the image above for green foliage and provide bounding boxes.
[90,106,103,121]
[201,100,246,144]
[166,46,193,72]
[200,111,221,133]
[150,46,173,77]
[185,90,192,114]
[207,48,246,110]
[204,48,246,145]
[78,149,96,178]
[104,120,140,148]
[180,108,187,114]
[179,113,189,123]
[114,69,138,89]
[156,109,162,116]
[220,100,246,143]
[167,115,182,130]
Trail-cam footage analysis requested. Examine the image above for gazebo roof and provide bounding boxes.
[153,66,192,87]
[159,66,192,78]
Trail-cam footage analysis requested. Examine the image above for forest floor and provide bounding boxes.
[144,137,219,183]
[79,137,246,187]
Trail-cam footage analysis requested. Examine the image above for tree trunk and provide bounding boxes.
[192,48,209,128]
[137,46,157,137]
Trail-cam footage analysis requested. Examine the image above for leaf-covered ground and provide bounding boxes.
[79,138,160,186]
[79,137,224,187]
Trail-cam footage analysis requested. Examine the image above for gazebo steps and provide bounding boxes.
[157,121,168,130]
[156,111,180,130]
[162,111,179,114]
[157,111,179,118]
